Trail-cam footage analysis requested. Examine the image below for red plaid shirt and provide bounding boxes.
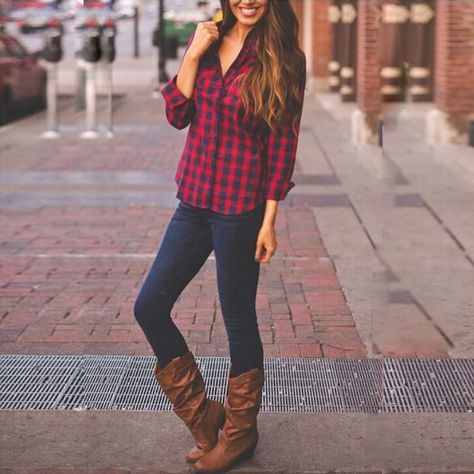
[161,20,306,215]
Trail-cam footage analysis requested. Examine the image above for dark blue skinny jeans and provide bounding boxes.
[133,199,265,378]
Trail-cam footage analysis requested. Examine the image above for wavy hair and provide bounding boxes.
[219,0,306,136]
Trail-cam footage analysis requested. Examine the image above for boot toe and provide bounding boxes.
[186,399,226,463]
[186,445,206,464]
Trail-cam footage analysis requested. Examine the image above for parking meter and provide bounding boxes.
[40,25,64,138]
[77,27,102,138]
[103,25,116,63]
[102,22,116,137]
[81,31,102,63]
[42,32,63,63]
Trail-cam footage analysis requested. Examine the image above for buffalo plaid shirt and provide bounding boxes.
[160,20,306,215]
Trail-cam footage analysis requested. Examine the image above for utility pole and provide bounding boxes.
[158,0,169,84]
[133,0,140,58]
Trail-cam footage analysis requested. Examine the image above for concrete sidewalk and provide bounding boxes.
[1,410,473,473]
[305,93,474,359]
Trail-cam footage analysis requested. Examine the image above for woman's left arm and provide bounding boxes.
[255,73,306,264]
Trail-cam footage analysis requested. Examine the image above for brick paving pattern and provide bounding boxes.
[0,94,365,358]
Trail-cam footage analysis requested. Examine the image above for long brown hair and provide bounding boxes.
[219,0,306,136]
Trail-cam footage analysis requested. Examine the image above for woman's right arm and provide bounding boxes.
[160,32,199,130]
[160,22,219,130]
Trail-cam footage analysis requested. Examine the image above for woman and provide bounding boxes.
[134,1,306,472]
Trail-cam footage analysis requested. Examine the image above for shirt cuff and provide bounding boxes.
[160,73,193,109]
[263,180,295,201]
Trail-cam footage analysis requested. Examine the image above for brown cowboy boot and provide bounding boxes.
[153,351,226,464]
[191,365,265,474]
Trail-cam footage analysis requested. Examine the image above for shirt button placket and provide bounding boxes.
[208,80,224,206]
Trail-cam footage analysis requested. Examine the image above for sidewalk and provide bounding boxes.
[2,57,474,358]
[0,83,366,360]
[1,410,473,473]
[1,58,474,473]
[306,93,474,359]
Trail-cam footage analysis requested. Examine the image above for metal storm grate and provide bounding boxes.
[0,356,472,413]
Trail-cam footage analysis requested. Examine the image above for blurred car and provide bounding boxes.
[9,1,67,33]
[74,0,118,30]
[114,0,135,19]
[16,11,65,33]
[74,8,116,34]
[59,0,78,20]
[0,29,46,125]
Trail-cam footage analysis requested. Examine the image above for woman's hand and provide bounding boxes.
[187,21,220,60]
[255,223,277,264]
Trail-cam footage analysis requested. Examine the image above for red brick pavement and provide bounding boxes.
[0,94,366,359]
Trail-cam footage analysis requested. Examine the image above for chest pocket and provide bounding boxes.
[195,59,220,104]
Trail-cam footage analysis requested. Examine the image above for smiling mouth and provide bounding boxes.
[239,6,260,15]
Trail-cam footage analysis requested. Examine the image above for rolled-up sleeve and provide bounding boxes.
[160,32,196,130]
[263,72,306,201]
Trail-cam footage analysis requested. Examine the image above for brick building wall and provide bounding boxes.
[424,0,474,144]
[291,0,305,47]
[435,0,474,115]
[312,0,332,78]
[357,0,382,115]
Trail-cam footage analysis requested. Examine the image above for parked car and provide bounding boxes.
[16,11,65,34]
[114,0,135,19]
[0,29,46,125]
[59,0,78,20]
[74,8,116,35]
[9,0,67,34]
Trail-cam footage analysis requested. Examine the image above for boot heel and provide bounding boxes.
[191,368,264,473]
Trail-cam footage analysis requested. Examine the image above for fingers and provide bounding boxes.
[255,241,263,263]
[255,242,276,264]
[260,247,275,264]
[191,21,220,57]
[198,21,219,40]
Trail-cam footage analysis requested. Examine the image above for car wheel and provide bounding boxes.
[0,88,12,126]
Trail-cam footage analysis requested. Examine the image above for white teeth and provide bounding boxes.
[241,7,258,16]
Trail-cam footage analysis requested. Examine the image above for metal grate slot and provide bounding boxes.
[0,355,472,413]
[383,358,474,413]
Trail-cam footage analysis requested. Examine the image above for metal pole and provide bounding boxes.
[107,62,114,138]
[133,6,139,58]
[80,62,99,138]
[158,0,168,84]
[75,65,87,112]
[378,119,384,149]
[41,61,60,139]
[156,0,161,84]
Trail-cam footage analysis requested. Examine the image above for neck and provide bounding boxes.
[228,21,254,43]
